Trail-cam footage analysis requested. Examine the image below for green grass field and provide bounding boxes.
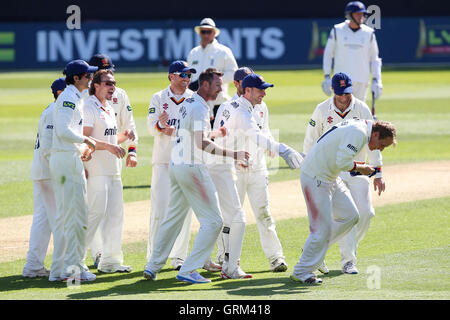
[0,68,449,301]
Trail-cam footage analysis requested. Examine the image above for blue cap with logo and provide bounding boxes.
[234,67,254,81]
[332,72,353,95]
[63,59,98,77]
[169,60,196,74]
[242,73,274,90]
[51,77,66,94]
[88,53,115,71]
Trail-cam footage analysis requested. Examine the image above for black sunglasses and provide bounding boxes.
[200,29,213,35]
[173,72,192,79]
[101,80,116,86]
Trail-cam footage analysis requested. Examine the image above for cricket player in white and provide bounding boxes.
[144,68,249,284]
[187,18,238,123]
[49,60,97,282]
[23,78,66,279]
[304,73,384,275]
[321,1,383,102]
[291,119,396,284]
[87,54,138,268]
[213,73,303,279]
[213,68,288,273]
[82,70,132,273]
[146,61,196,270]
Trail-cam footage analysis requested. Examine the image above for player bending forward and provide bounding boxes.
[291,119,396,284]
[143,68,249,284]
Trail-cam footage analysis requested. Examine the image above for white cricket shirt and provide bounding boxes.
[83,95,121,176]
[148,86,194,164]
[31,103,55,180]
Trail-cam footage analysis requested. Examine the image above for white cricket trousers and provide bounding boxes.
[352,82,369,102]
[84,175,124,268]
[293,172,359,281]
[235,169,284,263]
[339,173,375,267]
[49,151,88,277]
[145,163,223,274]
[208,164,246,274]
[23,180,56,271]
[147,163,192,261]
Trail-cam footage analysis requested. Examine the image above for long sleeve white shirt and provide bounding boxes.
[31,103,55,180]
[323,20,380,84]
[51,84,85,153]
[147,86,194,164]
[301,119,373,183]
[303,95,382,178]
[187,39,238,106]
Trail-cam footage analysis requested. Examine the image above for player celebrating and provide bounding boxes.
[321,1,383,102]
[304,72,384,275]
[213,73,303,279]
[213,68,288,273]
[187,18,238,125]
[49,60,97,282]
[291,119,396,284]
[86,53,138,268]
[23,78,66,279]
[82,69,132,274]
[143,68,249,284]
[146,60,196,271]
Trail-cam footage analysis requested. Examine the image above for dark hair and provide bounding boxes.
[89,69,114,95]
[65,73,86,85]
[372,120,397,145]
[53,91,58,100]
[198,68,223,86]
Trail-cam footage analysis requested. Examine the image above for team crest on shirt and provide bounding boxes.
[260,111,264,118]
[327,116,333,124]
[113,98,118,104]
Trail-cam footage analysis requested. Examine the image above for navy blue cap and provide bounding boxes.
[242,73,274,90]
[234,67,254,81]
[332,72,353,95]
[51,77,66,94]
[169,60,196,74]
[63,59,98,77]
[88,53,115,71]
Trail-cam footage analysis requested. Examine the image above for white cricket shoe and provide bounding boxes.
[220,266,252,279]
[317,261,329,274]
[22,267,50,278]
[98,264,132,273]
[143,269,157,280]
[61,270,96,282]
[203,259,222,272]
[342,262,359,274]
[270,258,288,272]
[176,271,211,284]
[171,258,184,271]
[290,273,322,285]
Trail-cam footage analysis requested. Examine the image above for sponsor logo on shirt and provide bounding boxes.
[127,105,132,111]
[104,127,118,136]
[309,119,316,127]
[46,125,53,129]
[327,116,333,124]
[63,101,75,110]
[347,144,358,153]
[149,107,156,114]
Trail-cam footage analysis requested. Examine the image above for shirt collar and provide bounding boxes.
[90,94,110,110]
[193,92,208,109]
[366,120,373,143]
[237,96,253,114]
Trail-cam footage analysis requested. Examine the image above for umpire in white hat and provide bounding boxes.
[187,17,238,127]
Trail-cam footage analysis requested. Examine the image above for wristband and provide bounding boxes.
[128,146,137,156]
